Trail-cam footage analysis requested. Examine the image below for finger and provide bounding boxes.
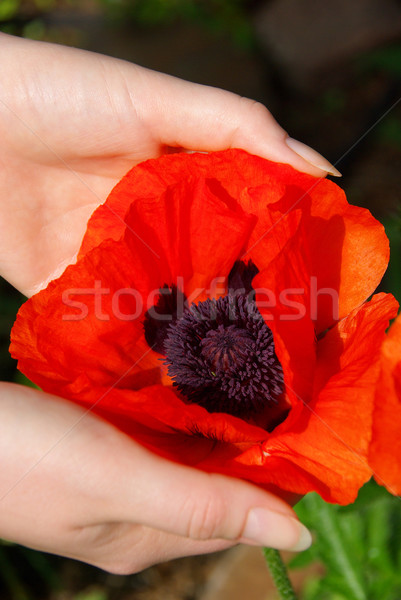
[72,522,235,574]
[0,385,310,557]
[0,384,231,573]
[101,437,312,553]
[125,65,340,177]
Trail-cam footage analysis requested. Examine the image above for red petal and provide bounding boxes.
[78,149,290,258]
[259,293,398,503]
[80,149,389,334]
[122,176,255,298]
[11,174,254,397]
[191,294,397,503]
[241,176,389,333]
[308,201,389,332]
[81,384,268,445]
[254,230,317,408]
[10,239,162,396]
[10,149,394,505]
[369,313,401,494]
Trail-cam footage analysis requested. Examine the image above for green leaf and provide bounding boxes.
[22,18,46,40]
[288,544,318,569]
[74,588,108,600]
[0,0,19,21]
[295,494,367,600]
[294,482,401,600]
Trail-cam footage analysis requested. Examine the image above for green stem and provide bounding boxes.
[263,548,297,600]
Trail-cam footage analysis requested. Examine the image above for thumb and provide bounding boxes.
[106,441,312,552]
[128,66,341,178]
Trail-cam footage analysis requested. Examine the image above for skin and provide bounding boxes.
[0,33,327,572]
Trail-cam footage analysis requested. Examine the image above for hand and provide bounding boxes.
[0,32,338,297]
[0,383,310,573]
[0,34,315,571]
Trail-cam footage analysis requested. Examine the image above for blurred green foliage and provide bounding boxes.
[0,541,61,600]
[0,0,255,47]
[384,213,401,303]
[378,116,401,146]
[74,589,108,600]
[320,88,347,116]
[100,0,254,46]
[294,481,401,600]
[357,43,401,78]
[0,0,20,21]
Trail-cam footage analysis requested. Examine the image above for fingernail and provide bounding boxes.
[285,137,342,177]
[289,522,313,552]
[242,508,312,552]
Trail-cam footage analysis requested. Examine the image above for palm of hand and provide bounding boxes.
[0,35,331,296]
[0,42,169,295]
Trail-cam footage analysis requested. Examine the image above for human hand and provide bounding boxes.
[0,34,317,570]
[0,32,339,297]
[0,383,310,573]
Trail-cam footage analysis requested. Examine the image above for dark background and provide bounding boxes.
[0,1,400,598]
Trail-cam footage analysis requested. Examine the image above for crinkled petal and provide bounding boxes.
[80,149,388,333]
[122,176,255,298]
[253,293,398,503]
[71,384,269,455]
[254,229,316,407]
[11,175,254,395]
[10,239,162,395]
[369,313,401,494]
[185,294,396,503]
[241,180,389,333]
[78,150,294,258]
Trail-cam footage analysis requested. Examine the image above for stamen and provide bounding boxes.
[163,293,284,418]
[143,261,286,425]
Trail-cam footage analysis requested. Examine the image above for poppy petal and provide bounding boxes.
[241,179,389,333]
[122,176,255,298]
[10,149,394,506]
[369,313,401,494]
[10,239,162,395]
[258,293,398,503]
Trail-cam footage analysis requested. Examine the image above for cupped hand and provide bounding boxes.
[0,32,338,297]
[0,34,317,570]
[0,384,310,573]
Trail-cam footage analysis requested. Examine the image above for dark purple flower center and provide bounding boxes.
[163,293,284,417]
[143,261,285,420]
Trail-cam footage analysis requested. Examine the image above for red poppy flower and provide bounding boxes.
[10,149,398,504]
[369,313,401,494]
